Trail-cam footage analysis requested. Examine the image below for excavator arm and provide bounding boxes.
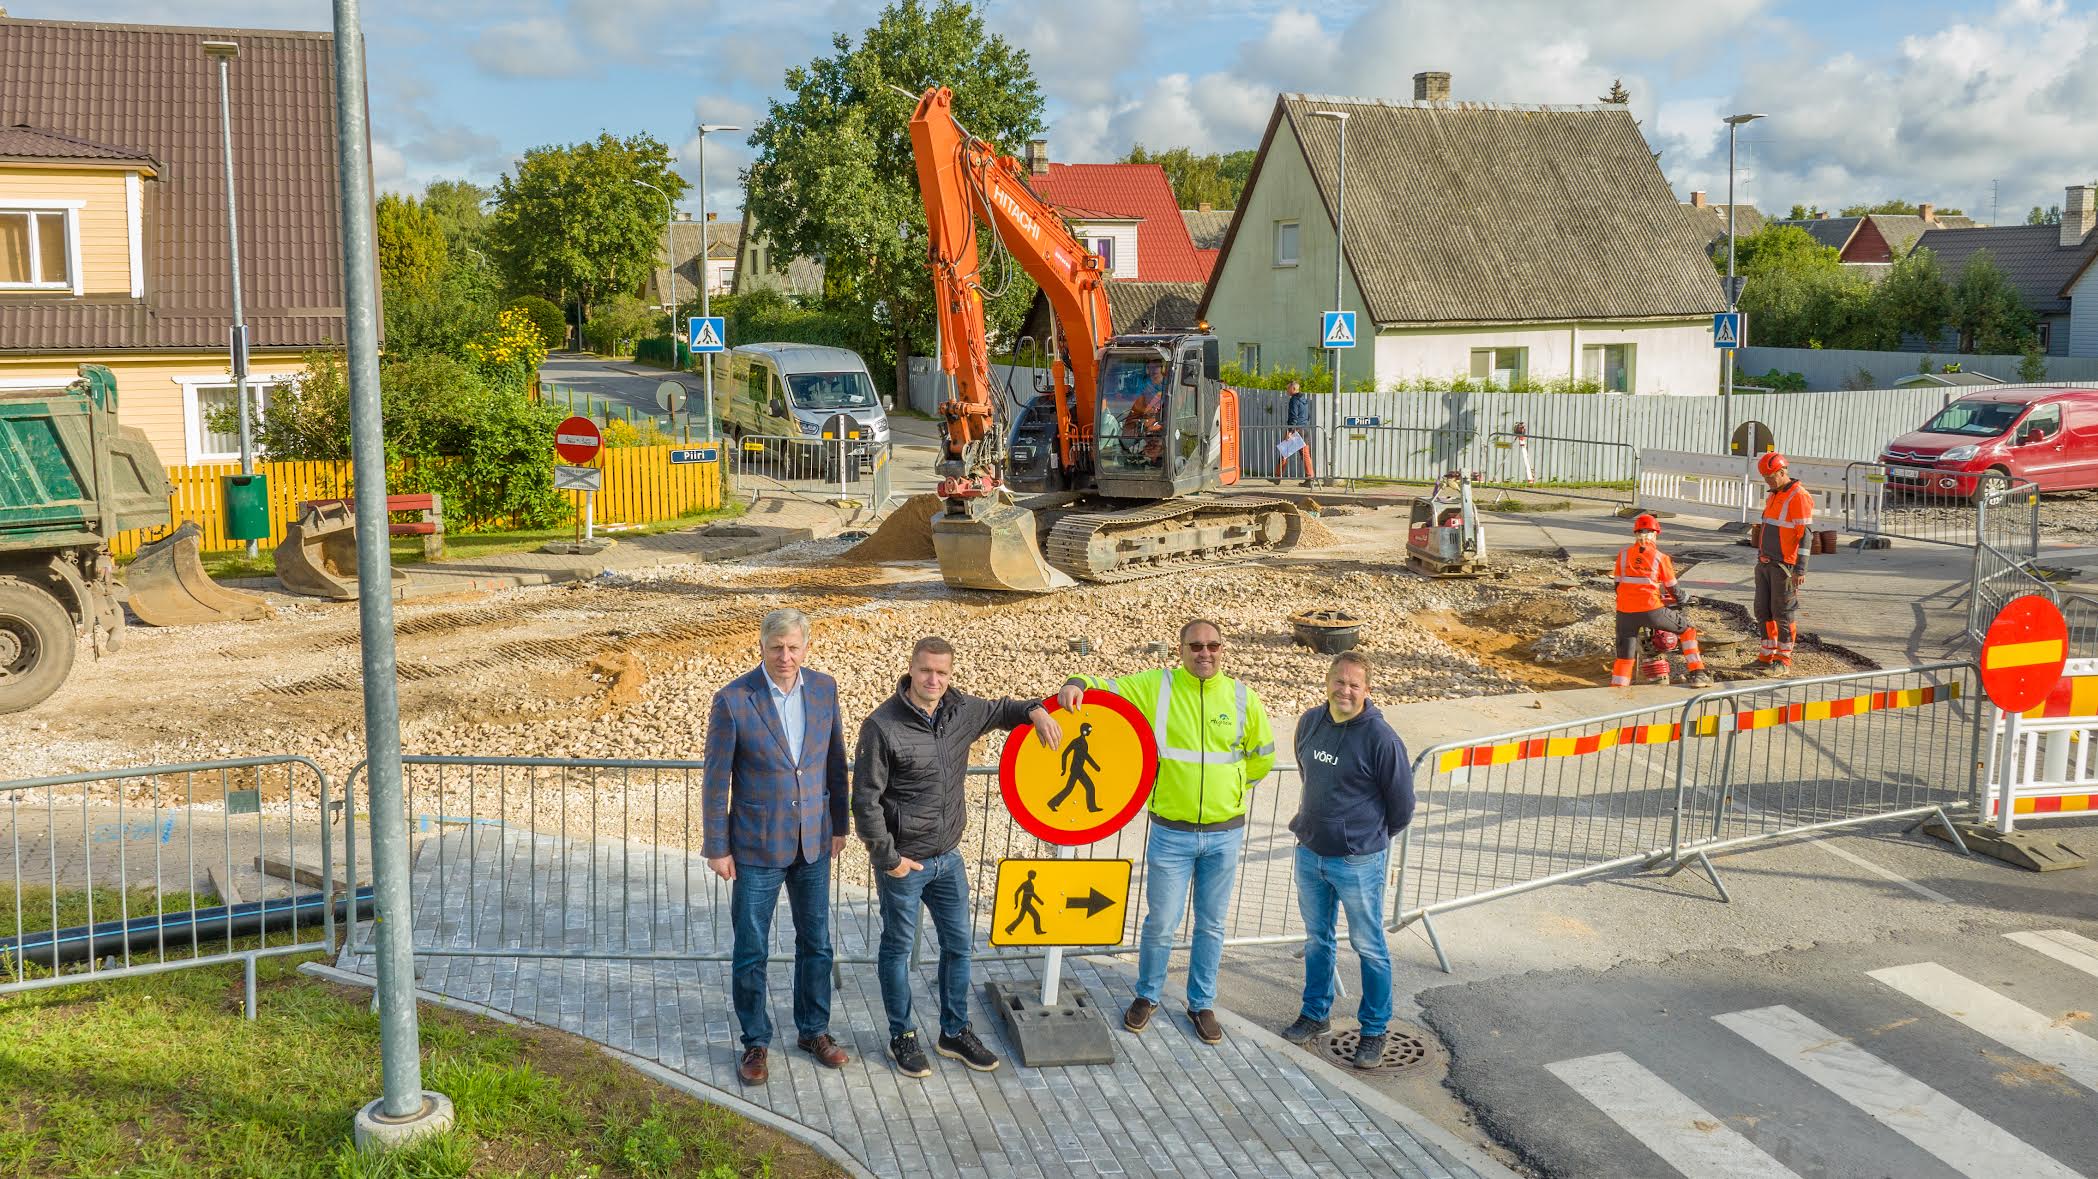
[909,86,1115,486]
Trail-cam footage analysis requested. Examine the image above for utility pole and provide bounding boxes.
[1312,109,1349,487]
[1722,112,1765,453]
[696,122,740,440]
[202,39,257,558]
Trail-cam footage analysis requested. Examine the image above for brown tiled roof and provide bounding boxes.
[1203,95,1727,325]
[0,18,346,353]
[1914,223,2098,315]
[0,123,157,167]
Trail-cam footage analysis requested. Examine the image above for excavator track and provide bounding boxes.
[1041,495,1304,584]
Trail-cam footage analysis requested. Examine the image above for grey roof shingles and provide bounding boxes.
[1181,208,1233,251]
[650,218,739,303]
[1204,94,1727,325]
[0,17,347,353]
[1914,223,2098,314]
[0,123,156,165]
[1770,216,1863,253]
[1105,281,1203,332]
[1683,202,1764,251]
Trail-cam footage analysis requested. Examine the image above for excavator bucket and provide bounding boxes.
[125,522,273,626]
[930,491,1075,594]
[273,500,403,600]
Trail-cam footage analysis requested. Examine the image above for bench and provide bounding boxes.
[298,493,445,560]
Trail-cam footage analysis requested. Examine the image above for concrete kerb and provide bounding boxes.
[300,961,878,1179]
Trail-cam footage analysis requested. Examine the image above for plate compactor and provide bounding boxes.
[1406,471,1488,577]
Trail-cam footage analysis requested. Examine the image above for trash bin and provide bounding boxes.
[222,473,271,541]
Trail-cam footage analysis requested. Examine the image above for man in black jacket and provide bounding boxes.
[853,636,1061,1078]
[1280,651,1414,1069]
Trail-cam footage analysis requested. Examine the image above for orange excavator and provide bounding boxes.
[908,86,1301,592]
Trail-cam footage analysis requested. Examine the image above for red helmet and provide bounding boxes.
[1631,513,1661,534]
[1651,629,1680,652]
[1756,451,1788,477]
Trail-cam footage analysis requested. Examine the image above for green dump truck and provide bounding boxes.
[0,366,203,713]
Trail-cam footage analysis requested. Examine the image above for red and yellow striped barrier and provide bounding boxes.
[1435,684,1961,774]
[2022,674,2098,720]
[2007,793,2098,815]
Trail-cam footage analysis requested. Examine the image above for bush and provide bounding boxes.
[1748,368,1810,392]
[1219,362,1376,393]
[505,295,569,352]
[465,306,552,396]
[2020,342,2049,383]
[602,418,675,448]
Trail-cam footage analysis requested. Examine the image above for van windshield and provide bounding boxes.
[787,371,877,412]
[1919,400,2028,438]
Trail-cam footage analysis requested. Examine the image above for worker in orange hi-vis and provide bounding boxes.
[1611,514,1713,688]
[1753,452,1813,673]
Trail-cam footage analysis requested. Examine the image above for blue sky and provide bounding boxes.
[34,0,2098,225]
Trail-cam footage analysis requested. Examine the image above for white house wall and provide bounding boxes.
[1373,320,1722,395]
[1069,222,1139,279]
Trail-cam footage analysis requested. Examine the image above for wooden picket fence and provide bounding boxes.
[110,445,724,558]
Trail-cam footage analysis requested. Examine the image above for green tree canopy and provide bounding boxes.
[1951,250,2036,354]
[422,179,493,254]
[1838,199,1963,217]
[2028,205,2062,226]
[1730,225,1874,348]
[1121,145,1258,210]
[487,133,686,321]
[746,0,1044,395]
[1866,245,1952,348]
[375,193,448,299]
[1785,204,1826,220]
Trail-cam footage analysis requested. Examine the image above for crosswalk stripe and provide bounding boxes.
[1544,1052,1800,1179]
[2007,929,2098,979]
[1714,1004,2082,1179]
[1868,961,2098,1093]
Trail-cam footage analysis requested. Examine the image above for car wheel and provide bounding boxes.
[1972,467,2014,507]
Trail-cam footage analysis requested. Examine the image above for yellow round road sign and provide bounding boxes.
[998,689,1157,845]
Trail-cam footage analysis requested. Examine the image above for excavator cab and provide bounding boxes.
[1094,335,1226,501]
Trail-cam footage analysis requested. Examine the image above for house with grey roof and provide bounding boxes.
[1915,183,2098,356]
[1199,74,1728,395]
[648,214,739,307]
[729,213,823,299]
[1682,191,1764,257]
[1765,206,1979,273]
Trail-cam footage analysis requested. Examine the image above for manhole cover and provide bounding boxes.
[1319,1029,1427,1072]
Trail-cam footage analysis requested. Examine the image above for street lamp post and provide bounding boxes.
[1312,109,1349,488]
[1722,112,1766,453]
[630,178,679,430]
[202,39,257,557]
[696,122,740,440]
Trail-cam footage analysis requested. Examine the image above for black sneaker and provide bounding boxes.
[1353,1032,1388,1070]
[1280,1014,1330,1045]
[888,1030,932,1079]
[936,1027,1001,1072]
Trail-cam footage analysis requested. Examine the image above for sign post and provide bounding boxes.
[688,316,726,439]
[546,415,606,554]
[988,688,1156,1066]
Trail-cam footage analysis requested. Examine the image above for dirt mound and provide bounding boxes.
[1296,515,1339,549]
[1464,596,1590,634]
[588,652,649,712]
[846,493,941,562]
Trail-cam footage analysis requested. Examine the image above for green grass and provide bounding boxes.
[0,885,205,938]
[0,948,834,1178]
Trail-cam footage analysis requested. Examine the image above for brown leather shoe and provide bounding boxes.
[1123,997,1157,1033]
[798,1033,849,1069]
[1188,1008,1225,1044]
[738,1045,768,1085]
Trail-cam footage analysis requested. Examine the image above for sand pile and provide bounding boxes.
[846,493,941,562]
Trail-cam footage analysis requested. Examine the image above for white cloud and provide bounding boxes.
[372,140,411,195]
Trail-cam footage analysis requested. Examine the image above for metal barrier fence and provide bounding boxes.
[0,757,348,1016]
[1852,462,2033,551]
[1477,431,1639,488]
[728,434,886,504]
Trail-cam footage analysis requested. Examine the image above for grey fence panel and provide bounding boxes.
[729,434,879,502]
[0,757,343,1015]
[1738,347,2098,390]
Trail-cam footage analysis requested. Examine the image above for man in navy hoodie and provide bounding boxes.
[1281,650,1414,1068]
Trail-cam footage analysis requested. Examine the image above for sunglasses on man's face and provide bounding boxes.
[1184,641,1224,653]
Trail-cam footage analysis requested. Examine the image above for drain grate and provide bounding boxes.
[1319,1029,1428,1072]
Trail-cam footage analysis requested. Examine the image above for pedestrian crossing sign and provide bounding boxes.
[687,316,726,353]
[1322,310,1357,349]
[989,858,1131,948]
[999,689,1157,845]
[1713,311,1744,350]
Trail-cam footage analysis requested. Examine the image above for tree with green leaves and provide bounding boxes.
[1785,204,1826,220]
[746,0,1043,397]
[421,179,493,254]
[1866,246,1952,348]
[1599,79,1630,104]
[1729,225,1874,348]
[376,193,447,299]
[2020,341,2049,382]
[2028,205,2062,226]
[1122,145,1258,210]
[1838,199,1963,217]
[487,133,686,323]
[1951,250,2036,353]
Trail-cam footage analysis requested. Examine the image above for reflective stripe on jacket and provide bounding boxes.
[1614,545,1677,613]
[1075,666,1277,827]
[1760,480,1814,566]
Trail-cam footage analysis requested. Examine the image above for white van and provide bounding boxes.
[713,343,890,455]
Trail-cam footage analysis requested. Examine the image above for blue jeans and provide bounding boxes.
[874,849,973,1039]
[1295,844,1394,1037]
[730,854,833,1049]
[1136,824,1244,1011]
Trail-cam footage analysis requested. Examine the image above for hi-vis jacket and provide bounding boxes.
[1073,667,1277,829]
[1614,544,1680,613]
[1759,479,1815,569]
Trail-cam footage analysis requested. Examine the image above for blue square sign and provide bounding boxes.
[688,316,726,354]
[1712,311,1743,350]
[1321,310,1357,349]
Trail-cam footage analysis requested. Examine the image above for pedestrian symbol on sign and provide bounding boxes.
[1322,310,1357,349]
[1712,311,1744,350]
[687,316,726,353]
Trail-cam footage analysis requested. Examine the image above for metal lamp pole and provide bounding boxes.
[1722,112,1765,453]
[1312,110,1349,487]
[202,39,257,557]
[696,122,740,441]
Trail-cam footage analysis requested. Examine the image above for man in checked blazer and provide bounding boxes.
[703,608,851,1086]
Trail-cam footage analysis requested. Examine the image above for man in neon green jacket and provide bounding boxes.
[1057,618,1276,1044]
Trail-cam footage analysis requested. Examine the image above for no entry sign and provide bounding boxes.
[554,416,602,465]
[1981,595,2068,713]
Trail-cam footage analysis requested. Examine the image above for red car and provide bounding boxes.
[1880,387,2098,496]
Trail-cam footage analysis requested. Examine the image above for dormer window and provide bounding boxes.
[0,205,80,292]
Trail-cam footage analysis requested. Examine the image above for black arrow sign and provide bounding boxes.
[1065,888,1116,918]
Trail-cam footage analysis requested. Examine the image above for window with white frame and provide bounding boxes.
[180,375,287,464]
[1273,220,1300,266]
[1581,343,1635,392]
[1087,236,1116,274]
[1469,347,1528,388]
[1237,342,1261,372]
[0,207,78,291]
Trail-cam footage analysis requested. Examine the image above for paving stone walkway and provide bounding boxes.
[337,831,1509,1179]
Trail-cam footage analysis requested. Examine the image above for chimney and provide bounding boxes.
[1917,202,1935,225]
[675,211,692,222]
[1413,71,1451,102]
[1690,191,1707,208]
[1197,201,1213,212]
[1025,139,1049,175]
[1816,211,1830,220]
[705,211,717,222]
[2064,184,2096,248]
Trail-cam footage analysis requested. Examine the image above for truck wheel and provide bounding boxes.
[0,578,76,715]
